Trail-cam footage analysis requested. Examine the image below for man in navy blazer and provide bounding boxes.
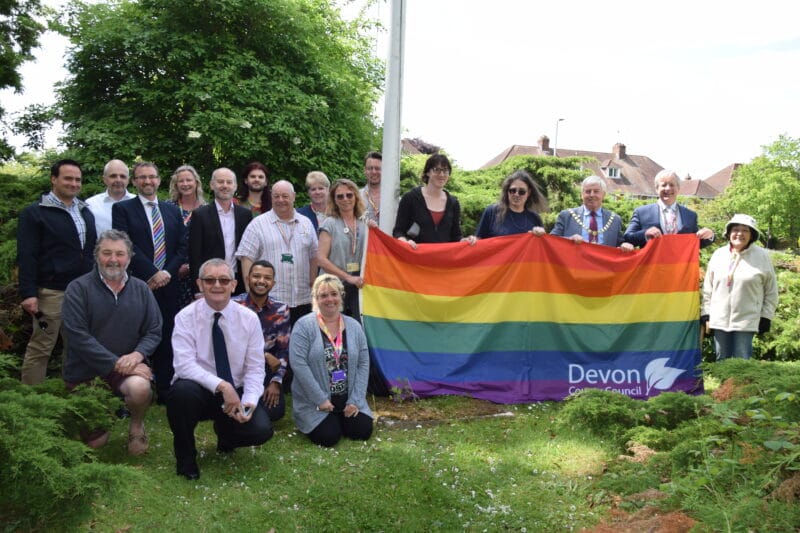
[189,168,251,294]
[624,170,715,248]
[548,176,633,250]
[112,162,187,399]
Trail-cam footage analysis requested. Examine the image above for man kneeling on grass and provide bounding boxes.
[167,258,273,480]
[62,229,162,455]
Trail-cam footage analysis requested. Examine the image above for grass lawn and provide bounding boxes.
[75,396,612,531]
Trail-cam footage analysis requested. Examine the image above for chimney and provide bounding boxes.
[538,135,551,154]
[612,143,626,159]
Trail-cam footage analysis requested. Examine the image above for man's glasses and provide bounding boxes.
[34,311,47,330]
[365,166,381,172]
[430,168,450,175]
[508,188,528,196]
[335,192,355,200]
[201,278,233,286]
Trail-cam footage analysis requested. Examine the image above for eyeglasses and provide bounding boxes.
[134,174,158,181]
[430,168,450,175]
[34,311,48,330]
[201,278,233,286]
[335,192,355,200]
[365,166,381,172]
[508,188,528,196]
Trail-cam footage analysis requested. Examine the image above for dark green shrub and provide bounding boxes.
[641,392,711,430]
[0,356,136,528]
[557,388,642,447]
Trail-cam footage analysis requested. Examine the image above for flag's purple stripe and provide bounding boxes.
[394,377,704,404]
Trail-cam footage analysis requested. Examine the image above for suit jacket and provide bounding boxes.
[188,201,251,284]
[550,206,625,247]
[624,203,713,248]
[112,197,187,281]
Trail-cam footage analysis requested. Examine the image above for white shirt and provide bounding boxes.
[171,298,265,406]
[236,209,318,307]
[86,190,136,235]
[216,200,237,272]
[657,199,682,234]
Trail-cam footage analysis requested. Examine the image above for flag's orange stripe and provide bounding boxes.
[366,227,698,273]
[364,252,697,297]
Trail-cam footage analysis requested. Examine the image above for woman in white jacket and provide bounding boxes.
[701,214,778,360]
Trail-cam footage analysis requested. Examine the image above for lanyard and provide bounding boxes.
[344,218,359,257]
[727,249,742,287]
[275,218,295,249]
[317,312,345,365]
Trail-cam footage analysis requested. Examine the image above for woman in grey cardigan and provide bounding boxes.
[290,274,373,446]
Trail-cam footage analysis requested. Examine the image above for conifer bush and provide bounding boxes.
[0,354,136,528]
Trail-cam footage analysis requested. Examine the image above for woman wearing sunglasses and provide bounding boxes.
[393,153,476,248]
[475,170,547,239]
[316,178,372,321]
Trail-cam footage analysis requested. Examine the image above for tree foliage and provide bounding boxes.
[49,0,383,181]
[0,0,46,159]
[715,135,800,246]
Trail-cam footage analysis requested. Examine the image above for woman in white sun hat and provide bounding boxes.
[701,214,779,360]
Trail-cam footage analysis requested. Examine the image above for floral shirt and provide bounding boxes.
[232,293,290,383]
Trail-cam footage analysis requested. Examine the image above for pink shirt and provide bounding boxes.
[171,298,265,406]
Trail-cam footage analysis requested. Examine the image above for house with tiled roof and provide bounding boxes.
[482,135,666,198]
[703,163,742,197]
[677,175,720,199]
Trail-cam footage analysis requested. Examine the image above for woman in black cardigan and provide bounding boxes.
[392,154,476,248]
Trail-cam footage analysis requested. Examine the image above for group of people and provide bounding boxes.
[17,152,779,479]
[390,156,778,364]
[17,156,384,479]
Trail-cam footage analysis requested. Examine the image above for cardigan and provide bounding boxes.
[290,313,373,433]
[392,186,463,243]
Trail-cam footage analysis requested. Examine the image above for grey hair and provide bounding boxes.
[103,159,128,177]
[198,258,234,280]
[653,169,680,189]
[581,175,607,192]
[94,229,134,259]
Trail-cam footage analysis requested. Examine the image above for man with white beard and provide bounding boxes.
[61,229,162,455]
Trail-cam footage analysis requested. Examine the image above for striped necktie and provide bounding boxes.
[589,211,598,243]
[149,201,166,270]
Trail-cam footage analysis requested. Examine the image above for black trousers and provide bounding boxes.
[166,379,273,470]
[306,394,373,447]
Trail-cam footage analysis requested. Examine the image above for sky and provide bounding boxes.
[4,0,800,180]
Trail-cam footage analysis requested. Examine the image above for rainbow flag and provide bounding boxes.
[362,229,703,403]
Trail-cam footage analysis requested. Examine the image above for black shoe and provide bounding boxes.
[177,462,200,480]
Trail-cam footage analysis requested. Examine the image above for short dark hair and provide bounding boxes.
[421,153,451,184]
[50,159,82,177]
[250,260,275,276]
[132,161,159,177]
[364,151,382,164]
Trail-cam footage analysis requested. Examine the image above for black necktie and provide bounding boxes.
[212,312,234,385]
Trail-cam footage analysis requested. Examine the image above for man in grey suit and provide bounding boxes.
[547,176,633,250]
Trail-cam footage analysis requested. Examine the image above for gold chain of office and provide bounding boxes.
[568,209,617,237]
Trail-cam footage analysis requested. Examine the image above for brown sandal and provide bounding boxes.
[127,431,149,456]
